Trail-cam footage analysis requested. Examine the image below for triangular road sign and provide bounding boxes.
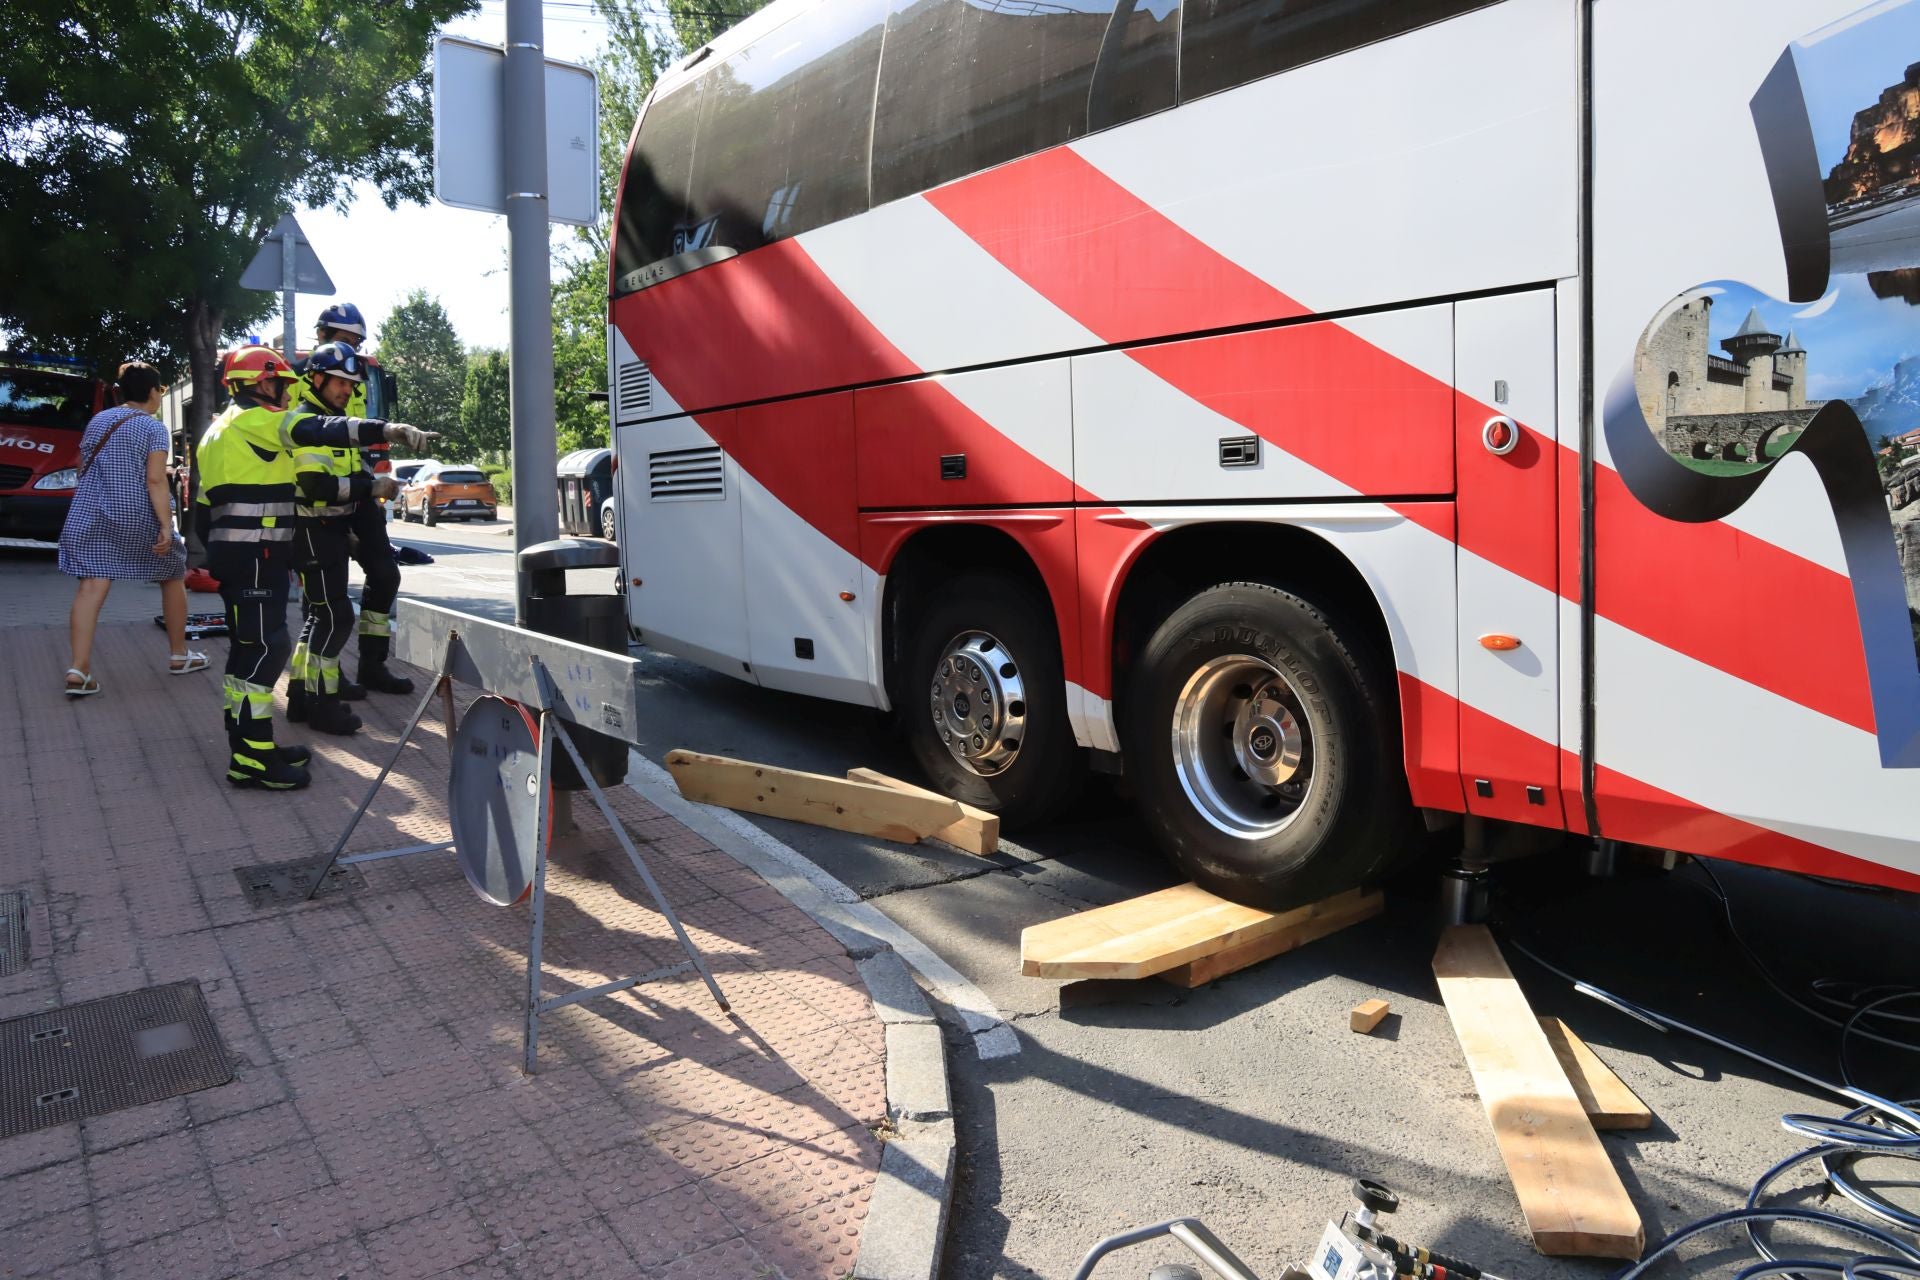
[239,214,335,294]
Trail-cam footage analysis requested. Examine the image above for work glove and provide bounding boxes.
[371,474,401,502]
[383,423,440,452]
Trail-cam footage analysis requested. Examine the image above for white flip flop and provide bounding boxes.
[64,668,101,697]
[168,651,210,675]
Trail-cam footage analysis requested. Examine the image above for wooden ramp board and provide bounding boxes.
[1432,926,1643,1260]
[665,750,963,844]
[846,768,1000,855]
[1540,1017,1653,1131]
[1157,889,1382,988]
[1021,884,1380,982]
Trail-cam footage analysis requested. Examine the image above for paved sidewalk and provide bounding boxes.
[0,620,883,1278]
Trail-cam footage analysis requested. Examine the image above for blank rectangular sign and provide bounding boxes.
[433,35,600,227]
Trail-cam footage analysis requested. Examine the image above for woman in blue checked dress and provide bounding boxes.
[56,361,203,696]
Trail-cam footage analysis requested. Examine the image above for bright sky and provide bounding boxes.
[268,4,615,355]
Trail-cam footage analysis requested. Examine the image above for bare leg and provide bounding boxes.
[160,578,188,658]
[69,578,112,677]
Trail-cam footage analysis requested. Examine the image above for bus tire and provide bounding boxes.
[1122,582,1410,910]
[901,570,1080,828]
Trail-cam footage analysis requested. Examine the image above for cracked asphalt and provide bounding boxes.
[398,521,1920,1280]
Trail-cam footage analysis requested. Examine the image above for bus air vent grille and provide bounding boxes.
[615,358,653,424]
[649,446,723,501]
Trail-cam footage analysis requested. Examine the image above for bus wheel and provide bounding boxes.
[902,571,1079,827]
[1123,582,1407,910]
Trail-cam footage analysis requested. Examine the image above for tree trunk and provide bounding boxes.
[184,294,224,439]
[181,294,224,570]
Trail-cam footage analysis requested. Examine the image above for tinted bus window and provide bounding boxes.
[1089,0,1181,131]
[614,78,704,290]
[1181,0,1499,103]
[873,0,1176,207]
[684,0,887,259]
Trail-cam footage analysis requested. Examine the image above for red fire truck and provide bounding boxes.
[0,353,110,542]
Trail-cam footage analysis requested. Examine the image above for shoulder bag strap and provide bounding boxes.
[78,408,142,478]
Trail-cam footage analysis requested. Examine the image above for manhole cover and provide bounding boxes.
[0,981,232,1139]
[232,857,367,909]
[0,891,25,977]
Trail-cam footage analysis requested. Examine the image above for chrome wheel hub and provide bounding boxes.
[930,631,1027,776]
[1172,655,1313,839]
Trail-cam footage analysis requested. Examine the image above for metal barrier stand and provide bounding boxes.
[299,618,728,1075]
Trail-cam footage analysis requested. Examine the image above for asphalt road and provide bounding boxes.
[362,517,1920,1277]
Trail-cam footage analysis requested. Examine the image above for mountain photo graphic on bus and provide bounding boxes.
[1614,0,1920,773]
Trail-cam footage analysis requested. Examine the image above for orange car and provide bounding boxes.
[396,462,497,525]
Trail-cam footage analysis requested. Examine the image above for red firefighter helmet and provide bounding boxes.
[223,346,298,389]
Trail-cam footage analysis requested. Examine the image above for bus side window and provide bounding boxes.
[683,0,886,260]
[1180,0,1501,104]
[1087,0,1181,134]
[872,0,1125,206]
[614,77,704,287]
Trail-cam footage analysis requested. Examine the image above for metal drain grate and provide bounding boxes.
[232,857,367,908]
[0,891,26,977]
[0,981,232,1139]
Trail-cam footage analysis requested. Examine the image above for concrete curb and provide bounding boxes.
[623,751,960,1280]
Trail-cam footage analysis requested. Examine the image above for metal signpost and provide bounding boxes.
[430,17,599,624]
[238,213,335,357]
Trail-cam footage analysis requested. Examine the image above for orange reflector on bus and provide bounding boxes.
[1478,633,1522,651]
[838,591,856,602]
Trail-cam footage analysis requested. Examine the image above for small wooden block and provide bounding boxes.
[1432,925,1642,1260]
[1350,998,1390,1033]
[846,768,1000,855]
[1539,1017,1653,1131]
[1021,883,1379,982]
[1157,889,1383,988]
[665,750,963,844]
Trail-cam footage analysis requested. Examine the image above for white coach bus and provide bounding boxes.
[607,0,1920,906]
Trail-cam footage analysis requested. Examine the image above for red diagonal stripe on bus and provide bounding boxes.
[923,146,1312,340]
[615,239,919,417]
[1409,674,1920,889]
[930,145,1878,733]
[1580,455,1873,732]
[929,148,1549,578]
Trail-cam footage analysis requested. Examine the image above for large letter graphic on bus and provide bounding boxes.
[1606,0,1920,769]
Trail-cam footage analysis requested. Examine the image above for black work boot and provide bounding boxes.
[285,679,311,723]
[357,634,415,696]
[307,691,363,737]
[337,674,367,702]
[227,711,310,791]
[275,742,313,767]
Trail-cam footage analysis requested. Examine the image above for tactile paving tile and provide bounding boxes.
[0,980,232,1139]
[0,890,27,977]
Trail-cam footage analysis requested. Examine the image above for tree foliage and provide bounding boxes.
[378,290,466,440]
[0,0,472,424]
[459,347,512,464]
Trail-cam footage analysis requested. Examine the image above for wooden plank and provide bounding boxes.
[1432,926,1643,1260]
[1157,889,1383,988]
[1350,998,1390,1034]
[1539,1017,1653,1131]
[846,768,1000,855]
[665,750,963,844]
[1022,884,1378,981]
